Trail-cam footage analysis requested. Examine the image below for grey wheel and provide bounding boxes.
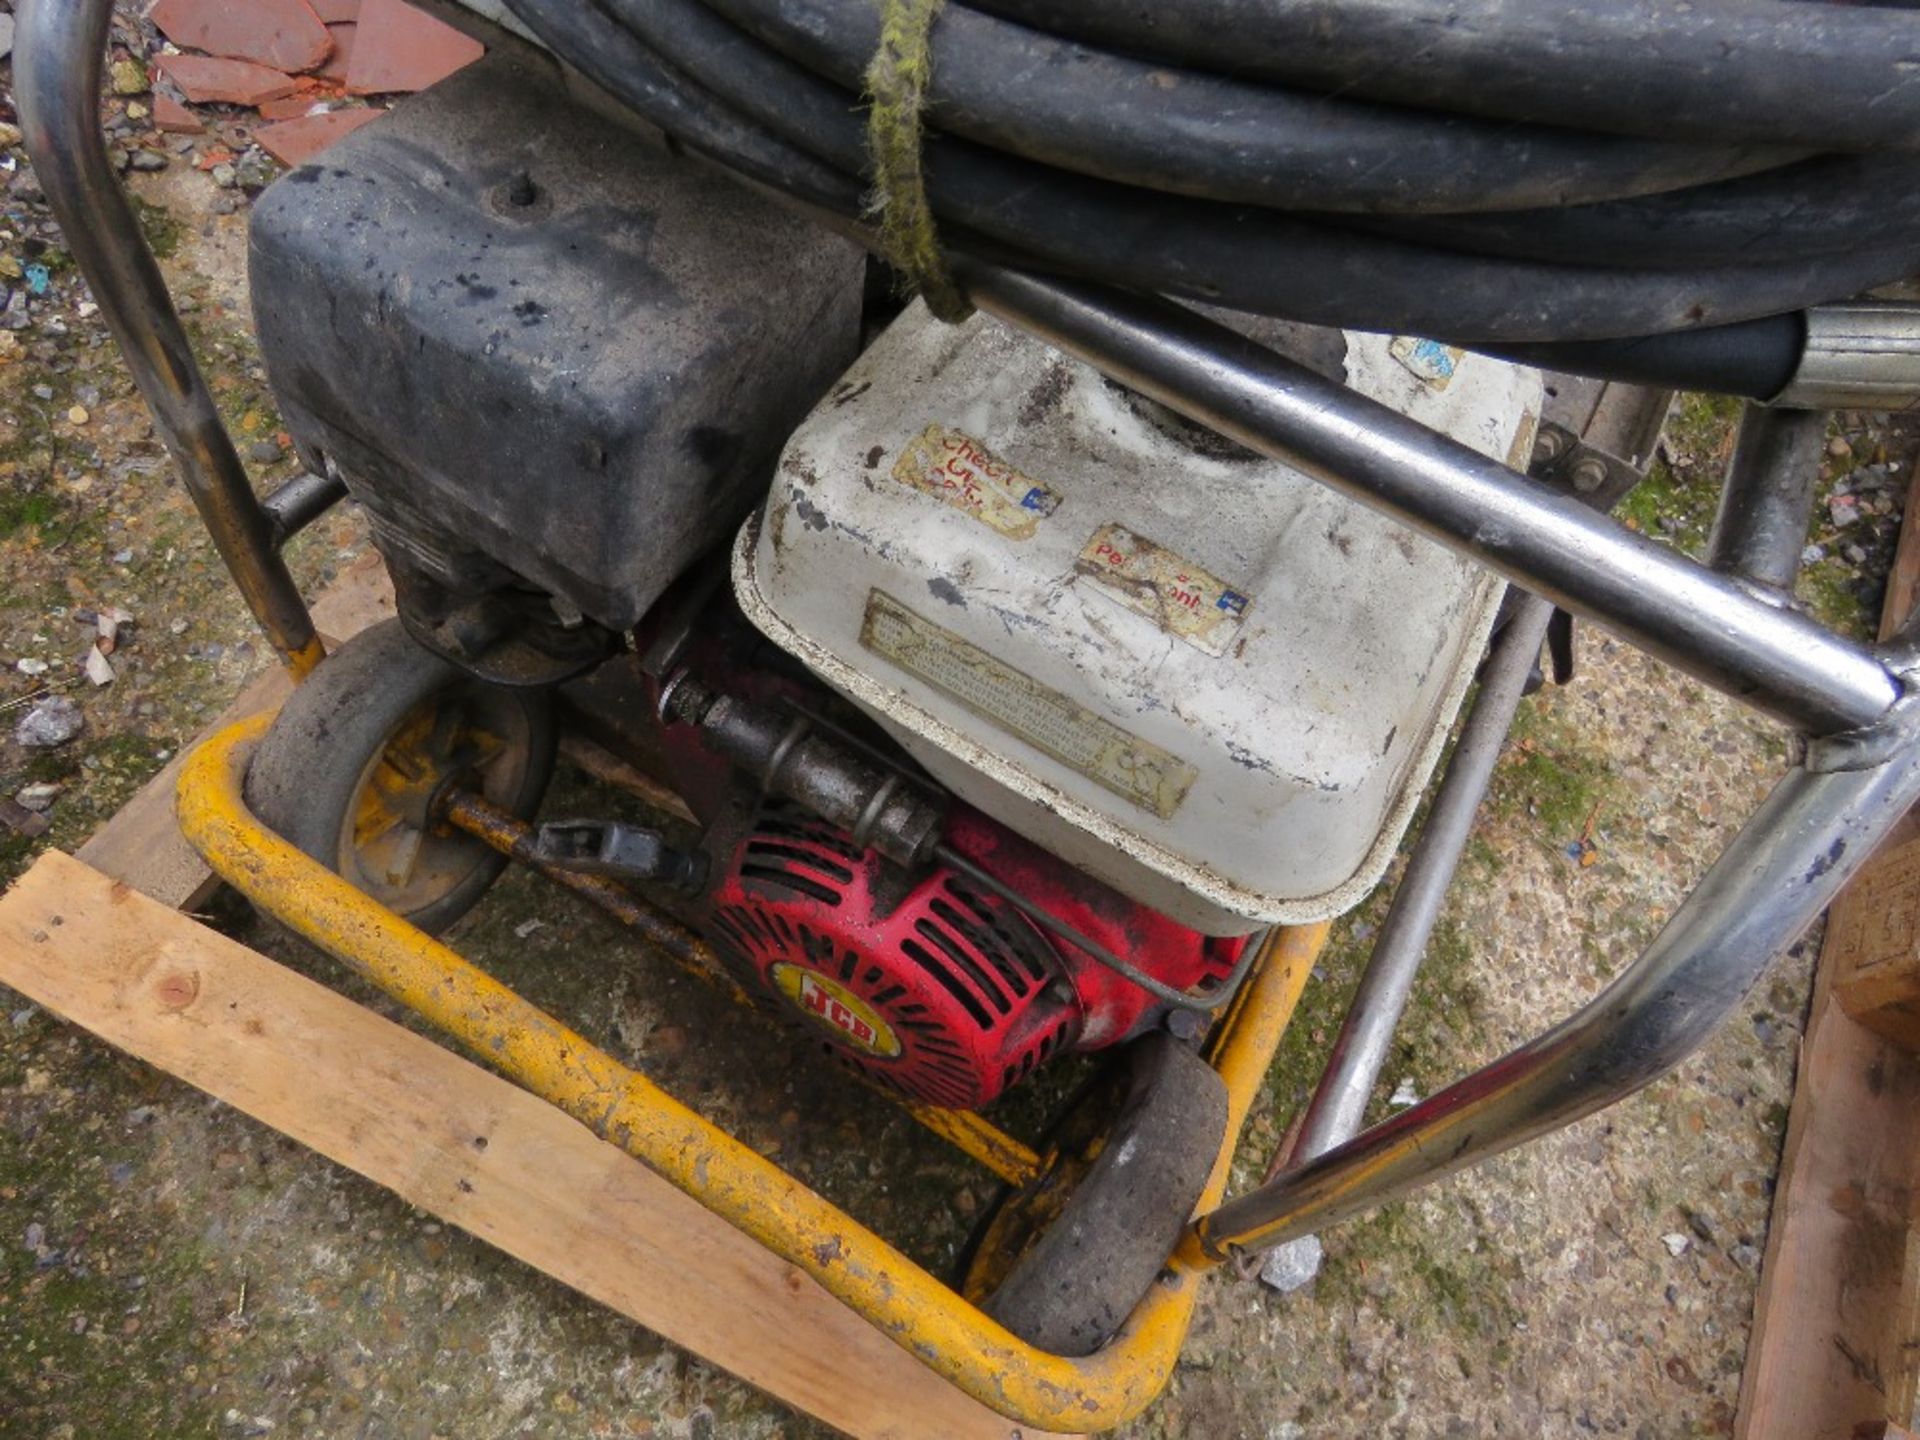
[245,618,557,935]
[964,1032,1228,1356]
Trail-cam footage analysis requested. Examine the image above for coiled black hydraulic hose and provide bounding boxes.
[971,0,1920,151]
[699,0,1802,215]
[503,0,1920,389]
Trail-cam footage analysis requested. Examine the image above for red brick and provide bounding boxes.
[151,0,333,74]
[316,23,357,82]
[256,94,325,122]
[345,0,481,95]
[256,107,384,167]
[154,53,298,107]
[152,91,204,134]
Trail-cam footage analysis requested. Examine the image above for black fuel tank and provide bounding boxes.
[248,54,864,629]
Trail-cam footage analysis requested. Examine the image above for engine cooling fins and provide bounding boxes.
[708,803,1077,1109]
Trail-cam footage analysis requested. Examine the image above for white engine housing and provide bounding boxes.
[735,305,1540,934]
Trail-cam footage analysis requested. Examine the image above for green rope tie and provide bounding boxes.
[865,0,973,323]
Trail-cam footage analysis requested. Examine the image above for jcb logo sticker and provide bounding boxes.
[771,963,903,1058]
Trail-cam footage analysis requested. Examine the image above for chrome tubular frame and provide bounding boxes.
[15,0,328,675]
[1292,597,1558,1161]
[1708,404,1826,595]
[1191,710,1920,1259]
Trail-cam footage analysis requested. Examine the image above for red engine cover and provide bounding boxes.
[708,802,1242,1108]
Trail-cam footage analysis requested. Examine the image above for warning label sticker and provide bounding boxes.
[861,591,1196,820]
[1074,523,1252,658]
[890,423,1062,540]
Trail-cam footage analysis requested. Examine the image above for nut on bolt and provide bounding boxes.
[1569,456,1610,493]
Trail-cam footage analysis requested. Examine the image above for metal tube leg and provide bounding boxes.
[958,260,1898,736]
[1708,404,1826,594]
[15,0,322,676]
[1258,592,1555,1289]
[1184,680,1920,1264]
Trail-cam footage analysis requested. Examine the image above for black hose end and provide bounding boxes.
[1486,313,1806,401]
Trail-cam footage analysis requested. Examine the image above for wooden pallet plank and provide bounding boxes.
[1733,924,1920,1440]
[1879,463,1920,643]
[0,851,1060,1440]
[1736,482,1920,1440]
[75,551,396,906]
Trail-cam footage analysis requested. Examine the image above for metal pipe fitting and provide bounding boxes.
[1707,404,1826,594]
[1771,301,1920,413]
[958,260,1899,737]
[15,0,323,676]
[665,675,948,865]
[261,470,350,548]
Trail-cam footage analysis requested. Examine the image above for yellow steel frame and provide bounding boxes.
[437,788,1045,1187]
[177,713,1326,1432]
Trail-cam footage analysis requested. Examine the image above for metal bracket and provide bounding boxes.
[532,819,708,891]
[1529,421,1647,503]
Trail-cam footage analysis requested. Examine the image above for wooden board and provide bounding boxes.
[75,550,396,907]
[1733,913,1920,1440]
[1736,502,1920,1439]
[1880,463,1920,643]
[0,851,1061,1440]
[1828,833,1920,1049]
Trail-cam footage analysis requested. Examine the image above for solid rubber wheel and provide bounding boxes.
[964,1031,1228,1356]
[245,618,557,935]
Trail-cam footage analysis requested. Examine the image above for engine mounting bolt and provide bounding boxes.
[1571,456,1610,493]
[1164,1008,1205,1044]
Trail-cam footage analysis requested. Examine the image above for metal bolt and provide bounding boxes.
[505,171,538,207]
[1531,428,1568,468]
[1164,1008,1205,1044]
[1570,456,1609,493]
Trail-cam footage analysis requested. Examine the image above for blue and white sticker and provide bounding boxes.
[1389,336,1466,390]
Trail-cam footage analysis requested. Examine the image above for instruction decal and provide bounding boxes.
[891,423,1062,539]
[1074,523,1251,658]
[861,591,1196,819]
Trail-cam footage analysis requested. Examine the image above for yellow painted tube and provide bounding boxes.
[283,634,326,682]
[177,715,1322,1431]
[901,1099,1045,1189]
[1197,922,1329,1212]
[442,788,1043,1187]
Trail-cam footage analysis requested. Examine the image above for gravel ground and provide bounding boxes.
[4,17,1920,1438]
